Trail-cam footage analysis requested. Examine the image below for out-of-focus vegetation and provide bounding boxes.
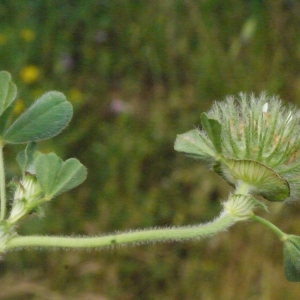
[1,1,300,299]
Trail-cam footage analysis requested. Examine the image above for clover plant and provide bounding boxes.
[1,71,300,281]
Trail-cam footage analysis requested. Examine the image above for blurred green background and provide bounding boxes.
[1,1,300,299]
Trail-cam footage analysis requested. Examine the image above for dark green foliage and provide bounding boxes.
[2,1,300,299]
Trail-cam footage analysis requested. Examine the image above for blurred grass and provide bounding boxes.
[2,0,300,299]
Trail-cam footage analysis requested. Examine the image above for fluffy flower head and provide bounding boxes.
[175,93,300,201]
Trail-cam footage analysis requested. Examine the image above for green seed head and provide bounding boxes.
[175,93,300,201]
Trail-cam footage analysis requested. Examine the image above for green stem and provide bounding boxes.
[235,181,250,195]
[251,215,287,241]
[6,212,236,250]
[0,143,6,220]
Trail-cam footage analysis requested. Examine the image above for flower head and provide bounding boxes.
[175,93,300,201]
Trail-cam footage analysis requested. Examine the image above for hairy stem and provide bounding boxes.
[6,212,236,250]
[0,143,6,220]
[251,215,287,241]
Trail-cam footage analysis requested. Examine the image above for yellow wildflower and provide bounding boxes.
[68,88,83,103]
[20,29,35,42]
[13,99,25,115]
[0,34,7,45]
[20,66,40,84]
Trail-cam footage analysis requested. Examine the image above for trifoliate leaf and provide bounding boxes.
[34,153,87,198]
[34,153,63,196]
[3,91,73,143]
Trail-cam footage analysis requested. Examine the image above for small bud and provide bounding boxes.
[13,174,43,204]
[8,174,43,224]
[8,201,27,224]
